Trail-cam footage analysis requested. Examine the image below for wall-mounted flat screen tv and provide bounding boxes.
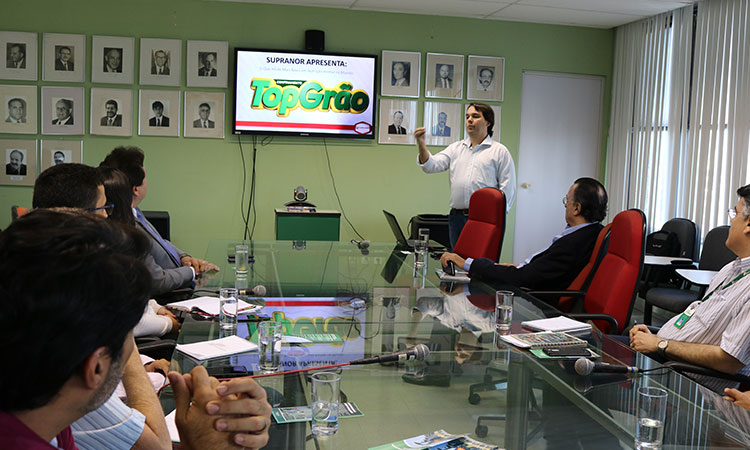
[233,48,377,138]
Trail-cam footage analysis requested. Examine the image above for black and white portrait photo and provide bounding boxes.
[391,61,410,87]
[187,40,228,88]
[477,66,494,91]
[103,47,122,73]
[53,150,69,165]
[40,140,82,172]
[5,148,26,176]
[432,112,451,137]
[198,52,217,77]
[52,99,74,125]
[380,51,420,98]
[151,50,170,75]
[184,91,224,139]
[467,55,504,101]
[387,110,407,135]
[424,101,462,146]
[6,97,26,124]
[100,99,122,127]
[149,101,170,127]
[0,85,37,134]
[435,64,453,88]
[426,53,463,99]
[6,43,25,69]
[54,45,74,71]
[378,98,417,145]
[43,33,85,82]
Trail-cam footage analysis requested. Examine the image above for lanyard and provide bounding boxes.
[673,267,750,329]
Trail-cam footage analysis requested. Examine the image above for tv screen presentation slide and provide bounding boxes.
[234,50,376,138]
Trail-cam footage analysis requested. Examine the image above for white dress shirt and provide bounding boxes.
[418,135,516,212]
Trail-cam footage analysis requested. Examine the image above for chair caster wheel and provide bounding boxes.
[469,393,481,405]
[475,425,488,438]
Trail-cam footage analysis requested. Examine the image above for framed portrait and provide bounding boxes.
[41,86,84,135]
[378,99,417,145]
[0,31,38,81]
[465,103,501,140]
[0,84,37,134]
[425,53,464,100]
[91,35,135,84]
[186,40,228,88]
[184,91,224,139]
[42,33,85,82]
[90,88,132,137]
[380,50,420,98]
[423,102,462,147]
[467,55,505,102]
[0,139,36,186]
[40,139,83,172]
[138,89,180,137]
[139,38,182,86]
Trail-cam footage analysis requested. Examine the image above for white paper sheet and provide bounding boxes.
[167,295,262,316]
[175,335,258,360]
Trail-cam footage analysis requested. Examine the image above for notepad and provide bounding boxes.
[500,331,587,349]
[175,335,258,360]
[521,316,592,334]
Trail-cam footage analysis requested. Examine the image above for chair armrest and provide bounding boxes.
[525,290,586,299]
[664,361,750,384]
[566,313,618,334]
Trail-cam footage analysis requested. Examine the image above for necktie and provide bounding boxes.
[108,118,113,126]
[134,208,181,266]
[156,118,160,127]
[203,121,207,128]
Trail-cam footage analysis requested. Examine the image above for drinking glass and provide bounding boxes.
[495,290,514,330]
[636,387,668,449]
[259,321,282,372]
[311,372,341,436]
[219,288,238,334]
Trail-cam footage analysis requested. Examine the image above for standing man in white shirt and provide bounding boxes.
[414,102,516,250]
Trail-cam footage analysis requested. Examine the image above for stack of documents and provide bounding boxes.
[521,316,592,334]
[175,335,257,360]
[167,296,262,316]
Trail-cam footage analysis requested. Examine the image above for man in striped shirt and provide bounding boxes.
[630,184,750,392]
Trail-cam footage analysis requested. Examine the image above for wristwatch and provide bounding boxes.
[657,339,669,358]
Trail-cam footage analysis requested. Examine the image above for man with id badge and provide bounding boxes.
[630,184,750,391]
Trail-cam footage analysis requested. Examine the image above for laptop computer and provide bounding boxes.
[383,210,446,250]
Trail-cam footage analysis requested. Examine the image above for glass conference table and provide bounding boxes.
[161,240,750,449]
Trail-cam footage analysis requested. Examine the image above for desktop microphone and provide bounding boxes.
[351,239,370,255]
[574,357,640,376]
[349,344,430,365]
[238,285,267,296]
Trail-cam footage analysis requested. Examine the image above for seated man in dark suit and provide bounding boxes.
[100,146,218,276]
[441,177,607,291]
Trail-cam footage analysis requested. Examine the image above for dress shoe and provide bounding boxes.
[402,371,450,387]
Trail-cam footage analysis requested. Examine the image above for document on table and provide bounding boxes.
[165,409,180,443]
[175,335,258,360]
[166,296,262,316]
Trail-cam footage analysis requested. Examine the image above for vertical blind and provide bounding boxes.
[607,0,750,236]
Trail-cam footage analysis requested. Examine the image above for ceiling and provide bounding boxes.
[215,0,698,29]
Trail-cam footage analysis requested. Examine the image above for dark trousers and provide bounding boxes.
[448,209,469,251]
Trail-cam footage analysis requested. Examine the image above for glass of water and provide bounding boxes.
[636,386,667,449]
[311,372,341,436]
[259,321,282,372]
[219,288,238,335]
[495,290,514,330]
[413,228,429,270]
[235,244,249,276]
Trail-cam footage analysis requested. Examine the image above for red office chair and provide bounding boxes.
[529,210,646,334]
[453,188,506,261]
[556,223,612,311]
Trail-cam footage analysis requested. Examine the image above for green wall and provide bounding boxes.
[1,0,614,262]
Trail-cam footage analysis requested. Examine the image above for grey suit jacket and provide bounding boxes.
[135,208,193,295]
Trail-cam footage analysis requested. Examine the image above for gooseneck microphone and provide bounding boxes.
[349,344,430,365]
[574,357,641,376]
[238,285,267,296]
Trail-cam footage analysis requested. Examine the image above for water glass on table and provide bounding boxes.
[636,387,667,449]
[495,290,514,330]
[259,321,282,372]
[219,288,238,334]
[311,372,341,436]
[235,244,249,276]
[413,228,429,270]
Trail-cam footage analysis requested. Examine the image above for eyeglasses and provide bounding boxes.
[728,208,737,220]
[88,204,115,216]
[562,196,568,206]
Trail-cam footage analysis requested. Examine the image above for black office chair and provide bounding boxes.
[644,226,736,325]
[638,218,699,298]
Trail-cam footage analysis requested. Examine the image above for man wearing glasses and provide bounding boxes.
[630,184,750,392]
[440,177,608,292]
